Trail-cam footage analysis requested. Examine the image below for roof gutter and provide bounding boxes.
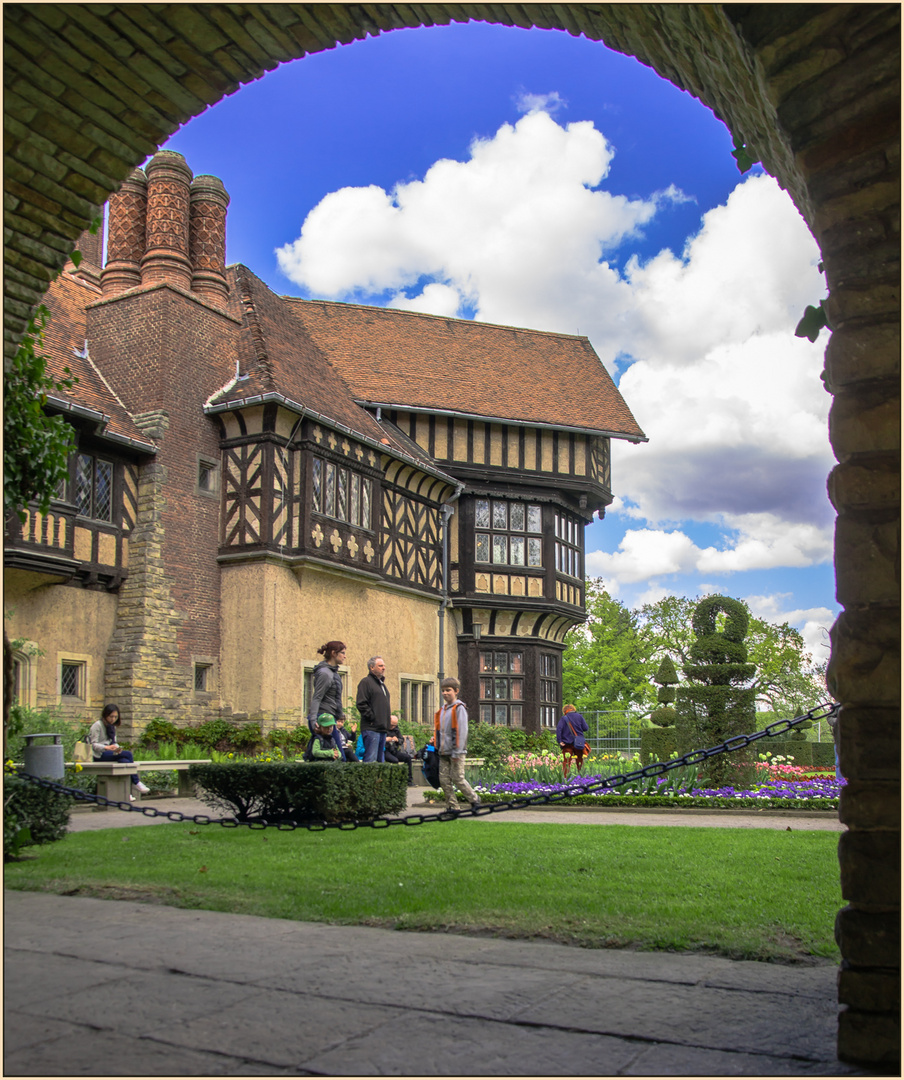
[354,400,648,444]
[44,395,157,453]
[204,391,464,496]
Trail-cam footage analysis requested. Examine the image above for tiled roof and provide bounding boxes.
[35,272,156,452]
[213,267,457,477]
[283,299,647,441]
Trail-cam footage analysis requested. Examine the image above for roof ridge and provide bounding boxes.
[282,295,590,344]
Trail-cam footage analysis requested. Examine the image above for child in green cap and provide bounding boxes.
[304,714,342,761]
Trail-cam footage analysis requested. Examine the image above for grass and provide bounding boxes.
[6,820,842,964]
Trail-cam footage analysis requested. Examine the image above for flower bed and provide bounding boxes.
[425,757,843,811]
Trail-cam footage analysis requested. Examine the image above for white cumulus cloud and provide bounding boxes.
[276,110,832,589]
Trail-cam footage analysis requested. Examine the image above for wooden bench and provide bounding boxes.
[71,760,211,806]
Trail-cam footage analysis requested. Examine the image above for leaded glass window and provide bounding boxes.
[474,499,543,568]
[555,509,582,581]
[478,651,523,726]
[74,454,114,522]
[311,455,373,530]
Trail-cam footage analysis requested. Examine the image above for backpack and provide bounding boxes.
[423,702,461,788]
[421,742,440,788]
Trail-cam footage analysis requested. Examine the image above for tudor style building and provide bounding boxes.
[4,151,645,739]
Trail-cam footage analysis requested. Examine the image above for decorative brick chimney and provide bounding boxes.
[100,168,147,296]
[99,152,230,305]
[140,150,193,289]
[189,174,230,307]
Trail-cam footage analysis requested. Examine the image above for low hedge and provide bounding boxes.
[5,775,73,859]
[640,727,677,765]
[188,761,408,823]
[424,790,838,811]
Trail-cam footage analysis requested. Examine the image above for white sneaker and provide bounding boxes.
[134,781,150,794]
[129,794,136,802]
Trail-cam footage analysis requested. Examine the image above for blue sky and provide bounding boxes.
[160,21,837,661]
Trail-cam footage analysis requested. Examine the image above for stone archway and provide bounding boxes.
[4,4,899,1065]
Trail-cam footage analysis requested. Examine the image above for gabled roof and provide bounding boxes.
[283,299,647,442]
[36,272,157,453]
[210,267,459,483]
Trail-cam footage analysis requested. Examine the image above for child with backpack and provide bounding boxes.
[435,677,480,812]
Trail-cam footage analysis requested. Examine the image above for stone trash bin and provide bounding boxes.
[23,733,65,781]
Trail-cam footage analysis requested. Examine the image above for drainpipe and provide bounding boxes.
[437,500,458,685]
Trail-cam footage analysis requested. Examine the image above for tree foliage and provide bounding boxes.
[562,580,656,715]
[4,304,77,522]
[636,595,825,717]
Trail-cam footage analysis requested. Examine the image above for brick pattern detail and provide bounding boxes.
[141,151,193,289]
[189,175,230,306]
[101,170,147,297]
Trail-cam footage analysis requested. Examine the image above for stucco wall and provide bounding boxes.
[5,569,118,723]
[219,559,457,726]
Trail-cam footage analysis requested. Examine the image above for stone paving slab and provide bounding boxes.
[5,890,867,1077]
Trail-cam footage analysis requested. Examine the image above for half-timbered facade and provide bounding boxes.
[4,151,644,738]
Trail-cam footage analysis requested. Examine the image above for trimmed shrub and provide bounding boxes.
[5,775,73,859]
[676,596,757,787]
[189,761,407,823]
[467,724,514,764]
[757,741,836,768]
[640,726,677,766]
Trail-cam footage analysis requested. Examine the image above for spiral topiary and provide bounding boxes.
[650,655,679,727]
[675,596,757,786]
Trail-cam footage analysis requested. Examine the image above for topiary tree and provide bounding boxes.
[650,655,679,727]
[675,596,757,788]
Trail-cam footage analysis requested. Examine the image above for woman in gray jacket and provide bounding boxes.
[306,640,348,758]
[87,704,149,798]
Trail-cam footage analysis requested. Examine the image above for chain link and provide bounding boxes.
[15,702,836,831]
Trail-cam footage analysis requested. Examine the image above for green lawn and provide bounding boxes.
[6,820,842,964]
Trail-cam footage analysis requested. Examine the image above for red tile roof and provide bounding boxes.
[34,272,156,452]
[283,299,647,441]
[213,267,455,476]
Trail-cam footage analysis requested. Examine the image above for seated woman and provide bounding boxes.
[87,704,149,800]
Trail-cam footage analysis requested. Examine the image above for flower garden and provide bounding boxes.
[424,750,843,811]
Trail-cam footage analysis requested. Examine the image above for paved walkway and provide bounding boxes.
[6,789,859,1076]
[64,785,846,833]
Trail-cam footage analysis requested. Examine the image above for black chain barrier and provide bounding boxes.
[15,702,839,833]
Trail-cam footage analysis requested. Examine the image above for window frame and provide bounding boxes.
[311,454,373,531]
[474,497,543,570]
[74,451,115,522]
[478,649,524,726]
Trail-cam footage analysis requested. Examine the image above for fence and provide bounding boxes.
[582,711,643,757]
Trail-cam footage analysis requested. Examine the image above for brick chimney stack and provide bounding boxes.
[100,169,147,297]
[99,152,230,304]
[189,175,230,306]
[140,150,193,289]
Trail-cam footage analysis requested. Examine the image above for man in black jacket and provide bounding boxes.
[356,656,391,762]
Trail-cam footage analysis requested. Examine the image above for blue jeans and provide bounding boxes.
[98,748,138,786]
[362,730,386,763]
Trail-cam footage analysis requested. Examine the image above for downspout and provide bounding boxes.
[437,498,459,685]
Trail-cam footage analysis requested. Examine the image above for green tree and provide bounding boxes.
[4,304,77,522]
[637,595,825,718]
[4,304,78,742]
[562,580,656,715]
